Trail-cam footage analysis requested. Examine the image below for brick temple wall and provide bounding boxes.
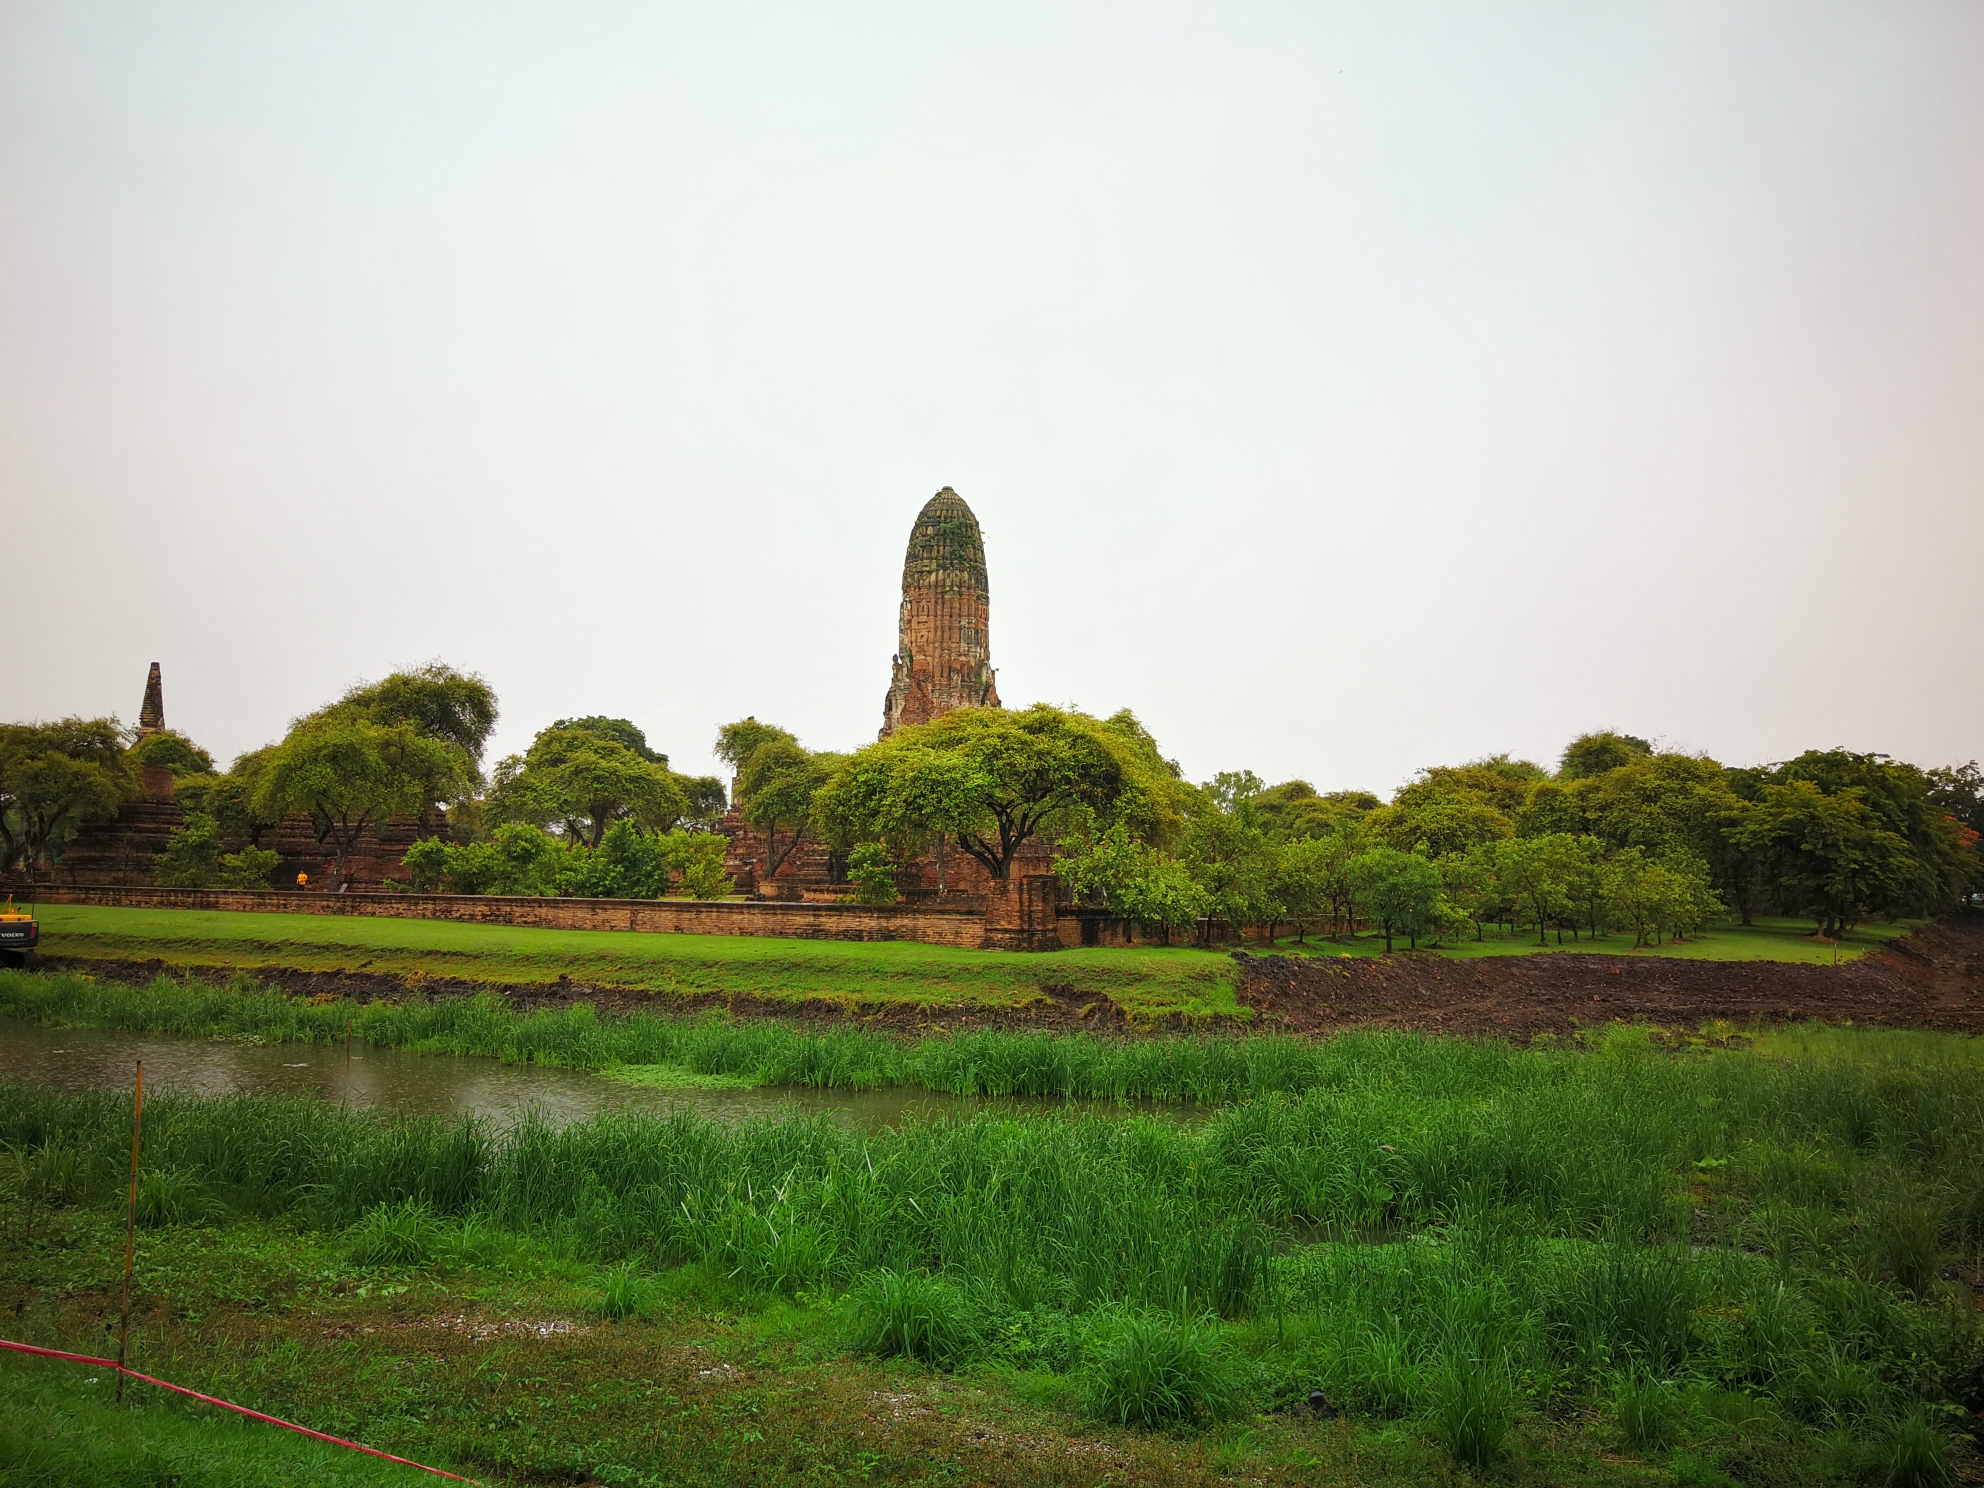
[54,798,441,890]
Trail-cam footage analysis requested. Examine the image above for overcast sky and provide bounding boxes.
[5,2,1980,794]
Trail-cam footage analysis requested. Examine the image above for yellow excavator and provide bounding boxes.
[0,895,39,969]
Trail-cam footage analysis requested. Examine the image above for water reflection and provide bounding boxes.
[0,1020,1196,1132]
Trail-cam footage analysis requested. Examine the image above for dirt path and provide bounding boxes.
[1236,917,1984,1037]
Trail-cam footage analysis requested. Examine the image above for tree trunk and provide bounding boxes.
[936,832,946,895]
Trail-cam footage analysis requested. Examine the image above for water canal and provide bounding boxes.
[0,1019,1198,1131]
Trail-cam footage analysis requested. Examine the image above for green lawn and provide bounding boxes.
[29,905,1923,1026]
[31,904,1246,1019]
[1262,914,1922,965]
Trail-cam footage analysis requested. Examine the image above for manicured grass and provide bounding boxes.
[31,904,1244,1019]
[3,1022,1980,1485]
[1264,914,1923,965]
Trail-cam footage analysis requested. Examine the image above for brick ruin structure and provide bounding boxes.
[716,489,1065,942]
[52,663,436,891]
[880,487,1000,737]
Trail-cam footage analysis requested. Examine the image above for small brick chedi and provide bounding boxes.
[880,488,1000,738]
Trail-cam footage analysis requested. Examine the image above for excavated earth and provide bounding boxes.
[1237,917,1984,1038]
[39,916,1984,1039]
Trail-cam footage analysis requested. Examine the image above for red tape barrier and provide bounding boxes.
[0,1336,481,1483]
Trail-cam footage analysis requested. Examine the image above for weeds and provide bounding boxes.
[842,1269,981,1365]
[1612,1371,1683,1451]
[1424,1356,1515,1470]
[346,1198,443,1266]
[1082,1309,1246,1428]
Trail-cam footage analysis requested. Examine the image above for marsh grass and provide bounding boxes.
[345,1197,444,1267]
[594,1261,658,1319]
[1612,1371,1684,1450]
[842,1268,982,1365]
[1082,1309,1248,1428]
[3,1010,1981,1475]
[1424,1356,1516,1469]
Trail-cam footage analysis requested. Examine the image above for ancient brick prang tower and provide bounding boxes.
[138,662,164,734]
[881,488,1000,738]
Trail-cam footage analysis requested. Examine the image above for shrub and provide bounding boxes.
[135,1168,220,1227]
[596,1263,657,1320]
[843,1269,980,1366]
[1882,1408,1953,1488]
[846,844,900,906]
[217,846,281,889]
[1425,1356,1515,1470]
[1878,1205,1942,1300]
[1613,1372,1683,1451]
[1082,1310,1247,1428]
[347,1198,444,1266]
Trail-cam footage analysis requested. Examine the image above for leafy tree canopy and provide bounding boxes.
[127,730,215,776]
[490,724,688,850]
[255,717,468,886]
[818,705,1180,881]
[714,718,798,773]
[307,663,499,768]
[1558,731,1654,781]
[548,716,667,765]
[0,718,137,872]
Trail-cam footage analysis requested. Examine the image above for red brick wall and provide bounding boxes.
[31,884,989,947]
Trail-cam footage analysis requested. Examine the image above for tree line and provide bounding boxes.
[4,672,1979,945]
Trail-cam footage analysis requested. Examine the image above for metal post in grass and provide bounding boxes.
[116,1059,144,1403]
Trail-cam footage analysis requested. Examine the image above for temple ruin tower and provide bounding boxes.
[880,488,1000,737]
[138,662,165,734]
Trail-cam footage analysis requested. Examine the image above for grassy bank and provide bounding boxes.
[28,904,1245,1017]
[0,966,1552,1103]
[4,1023,1982,1484]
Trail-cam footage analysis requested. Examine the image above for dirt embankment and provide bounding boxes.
[1237,917,1984,1038]
[39,917,1984,1039]
[35,957,1129,1034]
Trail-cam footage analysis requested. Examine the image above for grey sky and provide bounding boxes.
[5,2,1980,793]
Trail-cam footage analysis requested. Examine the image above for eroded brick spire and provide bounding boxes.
[880,489,999,737]
[138,662,164,733]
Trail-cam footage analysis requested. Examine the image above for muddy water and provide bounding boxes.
[0,1020,1192,1132]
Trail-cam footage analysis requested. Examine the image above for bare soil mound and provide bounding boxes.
[1236,917,1984,1037]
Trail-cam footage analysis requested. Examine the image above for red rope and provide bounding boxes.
[0,1337,481,1483]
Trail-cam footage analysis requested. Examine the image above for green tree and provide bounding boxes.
[1345,848,1443,952]
[1730,781,1927,938]
[1610,849,1719,947]
[154,814,225,887]
[735,737,840,883]
[714,718,798,774]
[0,718,137,873]
[313,663,499,764]
[819,705,1170,882]
[255,718,467,887]
[660,831,734,900]
[1558,731,1653,781]
[1053,822,1207,936]
[403,822,569,896]
[1180,785,1278,941]
[846,843,901,905]
[1766,750,1974,911]
[126,730,215,776]
[1433,850,1494,941]
[547,716,665,763]
[1492,834,1578,945]
[491,725,688,850]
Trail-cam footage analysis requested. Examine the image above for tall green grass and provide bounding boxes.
[7,984,1983,1474]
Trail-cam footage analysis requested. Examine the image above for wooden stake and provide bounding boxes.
[117,1059,144,1402]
